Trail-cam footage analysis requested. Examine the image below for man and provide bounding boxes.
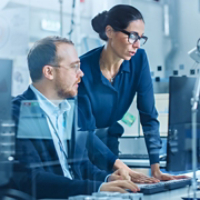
[12,36,139,199]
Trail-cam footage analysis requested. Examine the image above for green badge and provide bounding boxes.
[121,112,136,127]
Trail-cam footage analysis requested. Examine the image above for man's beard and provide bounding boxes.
[55,80,77,99]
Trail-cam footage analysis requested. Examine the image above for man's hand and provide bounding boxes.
[108,168,131,182]
[100,180,140,193]
[151,163,189,181]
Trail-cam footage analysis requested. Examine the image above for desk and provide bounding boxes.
[121,159,166,168]
[143,187,200,200]
[41,172,200,200]
[42,187,200,200]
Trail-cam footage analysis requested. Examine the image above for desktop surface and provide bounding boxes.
[121,158,166,168]
[43,184,198,200]
[142,187,200,200]
[137,178,191,194]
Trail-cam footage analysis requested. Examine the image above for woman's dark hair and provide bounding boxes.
[91,4,144,41]
[28,36,73,82]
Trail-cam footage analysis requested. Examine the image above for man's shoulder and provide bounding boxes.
[12,88,30,106]
[12,93,26,111]
[12,87,35,118]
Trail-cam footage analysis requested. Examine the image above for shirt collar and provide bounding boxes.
[120,60,131,73]
[30,84,71,117]
[92,46,131,83]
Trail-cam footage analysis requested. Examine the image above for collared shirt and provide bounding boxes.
[30,84,72,179]
[78,46,162,165]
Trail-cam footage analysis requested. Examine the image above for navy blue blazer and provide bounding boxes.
[12,87,108,199]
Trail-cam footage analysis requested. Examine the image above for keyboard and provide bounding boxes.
[69,192,143,200]
[118,154,149,159]
[137,179,192,194]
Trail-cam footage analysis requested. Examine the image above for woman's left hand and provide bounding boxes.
[129,170,159,183]
[151,163,190,181]
[113,159,159,183]
[152,170,189,181]
[108,168,131,182]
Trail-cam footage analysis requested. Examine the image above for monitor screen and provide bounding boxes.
[0,59,13,186]
[167,76,200,172]
[0,59,13,120]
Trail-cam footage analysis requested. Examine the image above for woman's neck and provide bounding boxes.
[100,43,124,73]
[99,43,124,83]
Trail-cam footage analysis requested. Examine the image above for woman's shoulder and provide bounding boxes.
[131,48,146,60]
[129,49,148,67]
[80,46,103,64]
[79,47,103,82]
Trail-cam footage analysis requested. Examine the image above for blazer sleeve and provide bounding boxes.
[14,138,103,199]
[136,50,162,165]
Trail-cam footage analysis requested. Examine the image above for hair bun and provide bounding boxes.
[91,11,108,33]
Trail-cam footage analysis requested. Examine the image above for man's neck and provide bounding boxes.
[32,82,63,106]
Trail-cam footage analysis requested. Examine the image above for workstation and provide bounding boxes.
[1,0,200,200]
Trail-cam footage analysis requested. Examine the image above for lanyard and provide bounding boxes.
[40,108,74,179]
[43,110,69,160]
[45,112,74,179]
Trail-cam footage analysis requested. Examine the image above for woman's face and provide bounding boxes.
[109,19,145,60]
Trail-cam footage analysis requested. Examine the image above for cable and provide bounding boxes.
[197,38,200,52]
[59,0,63,37]
[67,0,76,40]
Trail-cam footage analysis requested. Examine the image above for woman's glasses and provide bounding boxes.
[118,29,148,46]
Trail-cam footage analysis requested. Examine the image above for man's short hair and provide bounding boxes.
[28,36,73,82]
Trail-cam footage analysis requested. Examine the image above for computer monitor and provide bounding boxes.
[0,59,12,120]
[17,100,75,141]
[0,59,14,187]
[167,76,200,172]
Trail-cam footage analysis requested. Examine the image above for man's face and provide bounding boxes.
[53,43,84,99]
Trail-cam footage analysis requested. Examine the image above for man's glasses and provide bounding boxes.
[58,63,81,73]
[118,29,148,46]
[68,63,81,73]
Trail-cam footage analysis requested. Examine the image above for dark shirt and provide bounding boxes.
[78,46,161,165]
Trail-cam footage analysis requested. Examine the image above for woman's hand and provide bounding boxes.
[129,170,159,183]
[113,159,159,183]
[151,163,189,181]
[108,168,131,182]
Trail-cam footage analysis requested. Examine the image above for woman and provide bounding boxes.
[78,4,185,182]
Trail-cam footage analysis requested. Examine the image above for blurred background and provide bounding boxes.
[0,2,200,194]
[0,0,200,151]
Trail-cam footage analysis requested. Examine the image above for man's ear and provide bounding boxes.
[42,65,54,80]
[105,25,114,39]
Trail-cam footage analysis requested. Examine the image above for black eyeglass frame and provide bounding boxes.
[117,29,148,46]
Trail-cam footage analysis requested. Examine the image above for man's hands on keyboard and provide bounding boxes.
[100,180,140,193]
